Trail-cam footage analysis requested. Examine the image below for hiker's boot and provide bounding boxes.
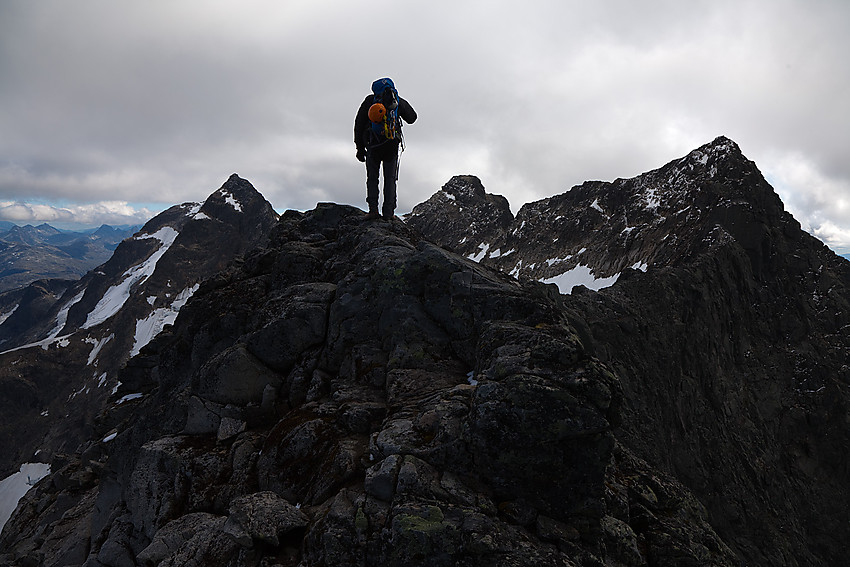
[365,208,380,220]
[382,210,394,221]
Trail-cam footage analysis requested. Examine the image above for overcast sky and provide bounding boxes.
[1,1,848,250]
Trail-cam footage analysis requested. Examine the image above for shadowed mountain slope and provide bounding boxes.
[0,174,278,482]
[409,136,850,566]
[1,139,848,566]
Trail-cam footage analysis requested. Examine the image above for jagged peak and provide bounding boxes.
[441,175,487,201]
[202,173,268,216]
[698,135,740,157]
[674,135,743,171]
[208,174,246,212]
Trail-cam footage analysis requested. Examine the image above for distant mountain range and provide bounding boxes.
[0,223,142,292]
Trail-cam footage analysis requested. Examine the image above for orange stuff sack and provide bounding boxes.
[368,103,387,123]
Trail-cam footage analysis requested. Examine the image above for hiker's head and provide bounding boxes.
[372,77,395,93]
[380,89,398,110]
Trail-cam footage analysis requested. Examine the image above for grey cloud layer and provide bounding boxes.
[1,0,848,249]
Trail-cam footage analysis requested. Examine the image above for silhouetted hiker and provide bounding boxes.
[354,77,417,220]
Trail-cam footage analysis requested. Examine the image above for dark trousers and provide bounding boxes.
[365,149,399,216]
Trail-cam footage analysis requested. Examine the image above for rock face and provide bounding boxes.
[0,138,848,566]
[407,137,802,286]
[405,174,514,261]
[410,137,850,566]
[0,174,278,479]
[0,203,741,566]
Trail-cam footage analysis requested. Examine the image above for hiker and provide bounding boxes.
[354,77,417,220]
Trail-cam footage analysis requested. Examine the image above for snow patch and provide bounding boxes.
[184,202,210,220]
[590,199,604,213]
[541,265,619,295]
[509,260,523,278]
[0,304,18,325]
[85,334,114,366]
[69,385,91,400]
[116,393,143,404]
[221,190,243,212]
[130,284,199,357]
[49,291,84,340]
[644,187,661,210]
[184,203,202,216]
[102,432,118,443]
[545,255,573,267]
[468,243,490,263]
[83,227,179,329]
[0,463,51,533]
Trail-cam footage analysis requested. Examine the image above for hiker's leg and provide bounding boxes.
[365,153,380,213]
[382,150,399,219]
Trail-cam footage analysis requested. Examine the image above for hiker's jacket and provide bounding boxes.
[354,95,417,158]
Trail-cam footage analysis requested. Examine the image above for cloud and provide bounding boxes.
[0,200,156,228]
[761,150,850,253]
[0,0,849,249]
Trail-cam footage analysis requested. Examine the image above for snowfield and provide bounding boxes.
[0,463,50,533]
[221,189,243,212]
[130,283,199,356]
[542,264,620,294]
[0,304,18,325]
[83,227,179,329]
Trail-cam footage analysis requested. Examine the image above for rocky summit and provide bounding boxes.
[0,138,848,567]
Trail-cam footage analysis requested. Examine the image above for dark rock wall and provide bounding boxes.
[572,228,850,566]
[2,140,848,566]
[2,205,739,566]
[405,137,850,566]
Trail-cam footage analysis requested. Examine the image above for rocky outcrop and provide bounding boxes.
[1,204,739,566]
[406,175,514,260]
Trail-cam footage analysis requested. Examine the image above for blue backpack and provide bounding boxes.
[369,78,403,146]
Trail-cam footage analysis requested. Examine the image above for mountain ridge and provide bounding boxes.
[0,174,278,483]
[0,142,848,566]
[407,136,808,288]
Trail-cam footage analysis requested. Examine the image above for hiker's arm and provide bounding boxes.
[399,98,417,124]
[354,97,372,147]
